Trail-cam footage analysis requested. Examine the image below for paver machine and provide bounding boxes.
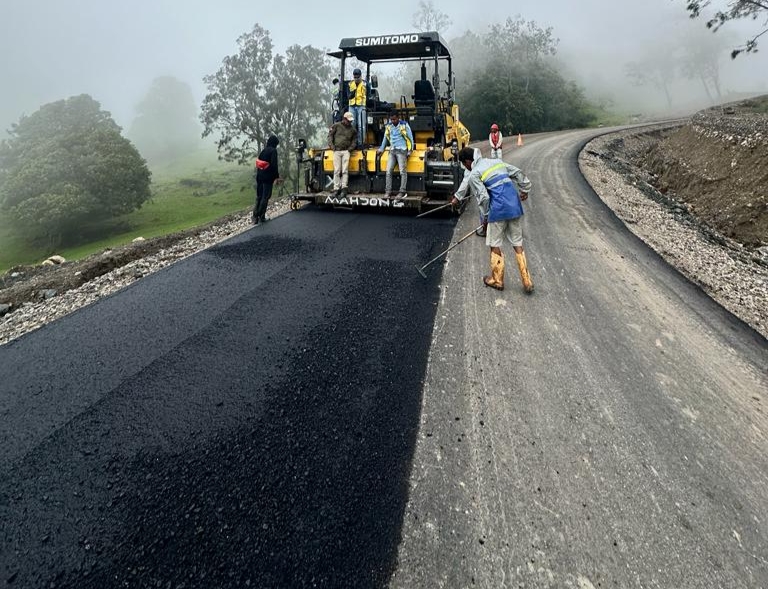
[289,31,471,215]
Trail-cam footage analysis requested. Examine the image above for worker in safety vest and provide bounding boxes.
[377,111,414,199]
[451,147,534,293]
[347,68,367,146]
[488,123,503,159]
[455,147,488,237]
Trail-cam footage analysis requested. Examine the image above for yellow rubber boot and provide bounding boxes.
[515,251,534,293]
[483,251,505,291]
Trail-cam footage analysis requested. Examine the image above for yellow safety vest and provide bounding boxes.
[348,80,366,106]
[385,123,413,151]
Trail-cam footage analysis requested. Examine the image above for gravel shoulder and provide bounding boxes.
[0,199,292,346]
[2,106,767,344]
[579,117,767,341]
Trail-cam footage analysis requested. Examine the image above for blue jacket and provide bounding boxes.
[379,121,414,152]
[455,157,532,222]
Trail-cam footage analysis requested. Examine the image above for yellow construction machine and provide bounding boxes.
[290,31,471,215]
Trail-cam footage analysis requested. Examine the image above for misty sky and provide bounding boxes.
[1,0,766,133]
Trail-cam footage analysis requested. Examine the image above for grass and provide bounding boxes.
[741,95,768,114]
[0,148,257,273]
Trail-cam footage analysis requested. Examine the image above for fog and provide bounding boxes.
[1,0,766,135]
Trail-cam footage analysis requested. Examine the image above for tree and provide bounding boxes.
[128,76,202,163]
[486,16,559,64]
[486,17,559,94]
[685,0,768,57]
[461,60,594,135]
[412,0,452,33]
[624,47,678,110]
[0,94,151,247]
[200,23,332,191]
[453,18,594,136]
[678,27,731,103]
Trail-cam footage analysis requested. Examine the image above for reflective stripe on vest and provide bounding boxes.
[480,162,507,183]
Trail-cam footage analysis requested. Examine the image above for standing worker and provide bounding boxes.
[330,77,341,125]
[377,111,414,199]
[328,111,357,197]
[451,146,534,293]
[489,123,503,159]
[348,68,367,146]
[253,135,282,225]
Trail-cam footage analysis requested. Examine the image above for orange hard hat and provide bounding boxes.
[491,123,499,130]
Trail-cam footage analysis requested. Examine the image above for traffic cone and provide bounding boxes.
[517,133,524,146]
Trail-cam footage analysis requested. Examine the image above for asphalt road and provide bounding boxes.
[1,210,456,587]
[2,129,767,588]
[391,129,768,588]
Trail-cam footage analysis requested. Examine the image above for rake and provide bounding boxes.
[416,225,483,278]
[415,202,454,218]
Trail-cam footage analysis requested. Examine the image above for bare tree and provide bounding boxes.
[411,0,452,33]
[678,28,731,103]
[624,55,677,110]
[685,0,768,57]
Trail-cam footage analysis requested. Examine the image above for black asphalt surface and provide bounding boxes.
[4,129,768,589]
[1,209,456,588]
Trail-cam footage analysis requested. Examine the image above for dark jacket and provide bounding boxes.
[255,135,280,184]
[328,121,357,151]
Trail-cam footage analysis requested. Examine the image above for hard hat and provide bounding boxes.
[491,123,499,130]
[352,68,362,76]
[343,112,354,121]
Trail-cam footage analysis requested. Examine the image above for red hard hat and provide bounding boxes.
[491,123,499,130]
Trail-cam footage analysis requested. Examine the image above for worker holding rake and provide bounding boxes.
[451,147,534,293]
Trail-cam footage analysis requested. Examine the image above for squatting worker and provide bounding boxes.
[376,111,414,200]
[451,146,534,293]
[327,111,357,198]
[348,68,367,146]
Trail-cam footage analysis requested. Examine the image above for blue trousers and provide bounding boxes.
[350,106,366,145]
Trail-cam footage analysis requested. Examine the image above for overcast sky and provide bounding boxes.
[1,0,766,133]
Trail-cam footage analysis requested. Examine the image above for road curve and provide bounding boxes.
[391,129,768,588]
[1,128,767,588]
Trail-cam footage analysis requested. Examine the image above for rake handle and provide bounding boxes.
[417,225,484,275]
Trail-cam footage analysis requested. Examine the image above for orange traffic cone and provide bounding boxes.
[517,133,524,146]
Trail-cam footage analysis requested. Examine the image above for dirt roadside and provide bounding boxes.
[579,96,767,339]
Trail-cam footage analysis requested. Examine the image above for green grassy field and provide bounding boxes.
[0,149,258,273]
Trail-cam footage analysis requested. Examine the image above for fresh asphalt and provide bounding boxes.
[2,129,768,588]
[0,208,456,587]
